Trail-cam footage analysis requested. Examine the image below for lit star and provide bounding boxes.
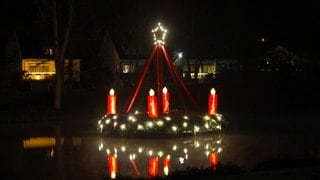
[151,22,167,45]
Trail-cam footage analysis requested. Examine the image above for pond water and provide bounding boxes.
[2,123,320,179]
[3,132,222,179]
[1,111,320,179]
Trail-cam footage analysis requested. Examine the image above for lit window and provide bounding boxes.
[122,65,130,73]
[35,74,41,80]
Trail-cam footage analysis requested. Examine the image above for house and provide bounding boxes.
[180,58,217,79]
[118,57,240,84]
[2,31,81,82]
[22,58,81,82]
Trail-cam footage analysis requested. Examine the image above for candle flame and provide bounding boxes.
[210,88,216,95]
[109,88,115,95]
[149,89,155,96]
[162,87,168,93]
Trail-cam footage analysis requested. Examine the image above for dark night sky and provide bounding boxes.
[1,0,319,59]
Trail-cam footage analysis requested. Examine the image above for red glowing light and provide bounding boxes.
[208,88,218,115]
[107,88,116,115]
[149,157,159,178]
[108,155,117,179]
[125,23,200,113]
[209,152,218,172]
[147,89,159,118]
[163,156,170,176]
[130,160,141,177]
[162,87,170,113]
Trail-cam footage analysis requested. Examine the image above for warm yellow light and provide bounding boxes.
[148,150,153,156]
[156,120,164,126]
[151,22,167,45]
[164,116,171,121]
[183,148,188,154]
[35,74,41,80]
[111,172,116,179]
[137,124,144,130]
[23,137,56,148]
[163,167,169,176]
[172,145,177,151]
[162,87,168,93]
[120,124,126,130]
[158,151,164,157]
[183,122,188,128]
[194,126,200,132]
[130,153,136,160]
[149,88,155,96]
[109,88,115,95]
[210,88,216,95]
[171,126,178,132]
[146,121,154,128]
[138,147,143,153]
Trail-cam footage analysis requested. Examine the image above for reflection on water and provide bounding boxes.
[11,133,222,179]
[98,134,222,178]
[23,137,56,149]
[4,129,318,179]
[0,126,320,179]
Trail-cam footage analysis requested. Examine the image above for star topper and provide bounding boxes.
[151,22,167,45]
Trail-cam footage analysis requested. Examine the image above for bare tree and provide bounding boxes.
[52,0,74,110]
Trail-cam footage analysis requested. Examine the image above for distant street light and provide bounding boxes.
[173,51,183,66]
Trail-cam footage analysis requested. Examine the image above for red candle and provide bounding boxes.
[209,152,218,172]
[147,89,158,118]
[162,87,170,113]
[107,88,116,115]
[149,157,159,178]
[163,155,170,176]
[108,155,117,179]
[208,88,218,115]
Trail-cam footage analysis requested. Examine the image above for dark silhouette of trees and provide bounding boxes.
[34,0,74,110]
[52,0,74,110]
